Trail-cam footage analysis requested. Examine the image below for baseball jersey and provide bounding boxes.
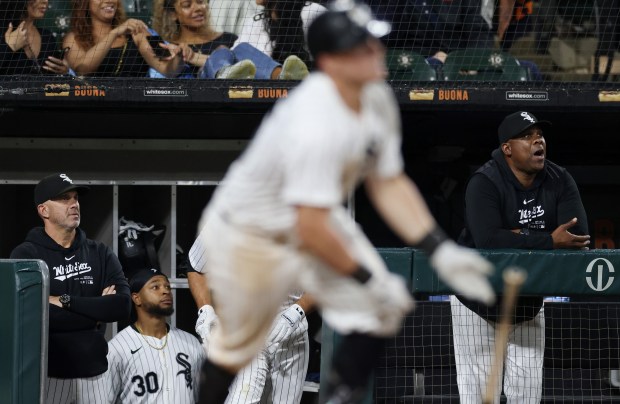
[206,72,403,235]
[456,147,588,324]
[188,236,303,311]
[105,325,205,403]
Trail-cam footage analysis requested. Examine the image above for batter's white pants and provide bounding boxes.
[450,296,545,404]
[45,373,108,404]
[226,314,309,404]
[201,207,412,371]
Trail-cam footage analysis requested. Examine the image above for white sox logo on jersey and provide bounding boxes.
[53,261,92,281]
[586,258,615,292]
[176,353,193,389]
[517,206,545,226]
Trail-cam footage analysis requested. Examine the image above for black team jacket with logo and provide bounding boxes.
[457,148,588,322]
[11,227,130,378]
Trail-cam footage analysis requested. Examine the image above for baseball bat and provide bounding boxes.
[482,267,528,404]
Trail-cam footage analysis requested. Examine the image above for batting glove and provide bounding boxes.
[431,240,495,305]
[195,305,218,351]
[268,304,305,346]
[365,271,415,324]
[350,265,415,335]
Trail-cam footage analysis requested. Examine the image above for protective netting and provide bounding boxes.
[1,0,619,87]
[376,300,620,403]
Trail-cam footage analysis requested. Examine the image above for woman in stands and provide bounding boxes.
[63,0,182,77]
[152,0,308,79]
[236,0,325,68]
[1,0,70,75]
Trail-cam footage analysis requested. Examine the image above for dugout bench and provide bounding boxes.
[321,249,620,403]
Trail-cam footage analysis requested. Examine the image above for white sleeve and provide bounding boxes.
[188,227,208,273]
[375,130,404,179]
[209,0,258,35]
[282,130,345,208]
[370,83,404,178]
[105,341,123,403]
[192,340,207,403]
[233,9,272,55]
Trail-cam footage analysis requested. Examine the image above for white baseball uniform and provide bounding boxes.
[45,374,109,404]
[104,325,206,403]
[226,307,309,404]
[195,72,413,371]
[450,296,545,404]
[189,238,310,404]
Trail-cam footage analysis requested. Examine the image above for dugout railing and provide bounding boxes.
[0,75,619,111]
[321,249,620,403]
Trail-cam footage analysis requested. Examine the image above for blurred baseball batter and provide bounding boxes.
[196,1,496,403]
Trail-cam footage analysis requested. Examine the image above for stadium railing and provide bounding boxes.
[321,248,620,403]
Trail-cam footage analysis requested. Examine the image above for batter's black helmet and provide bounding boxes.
[307,0,391,59]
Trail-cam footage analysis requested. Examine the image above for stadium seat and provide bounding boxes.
[385,49,437,81]
[122,0,154,26]
[40,0,72,38]
[555,0,598,39]
[442,48,529,81]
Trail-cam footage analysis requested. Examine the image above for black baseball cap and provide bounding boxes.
[34,173,90,205]
[129,268,168,293]
[498,111,551,144]
[307,1,391,59]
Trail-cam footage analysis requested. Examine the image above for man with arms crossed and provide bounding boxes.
[451,111,590,403]
[10,173,131,404]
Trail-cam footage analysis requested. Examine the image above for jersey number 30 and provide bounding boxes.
[132,372,159,396]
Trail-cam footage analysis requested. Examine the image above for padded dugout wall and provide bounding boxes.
[0,260,49,404]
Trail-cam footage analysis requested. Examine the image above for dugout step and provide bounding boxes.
[379,367,620,402]
[397,397,620,403]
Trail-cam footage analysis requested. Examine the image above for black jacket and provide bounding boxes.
[11,227,131,378]
[0,28,61,75]
[457,148,588,323]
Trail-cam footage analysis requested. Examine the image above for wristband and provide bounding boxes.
[282,304,305,327]
[351,265,372,284]
[415,227,449,256]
